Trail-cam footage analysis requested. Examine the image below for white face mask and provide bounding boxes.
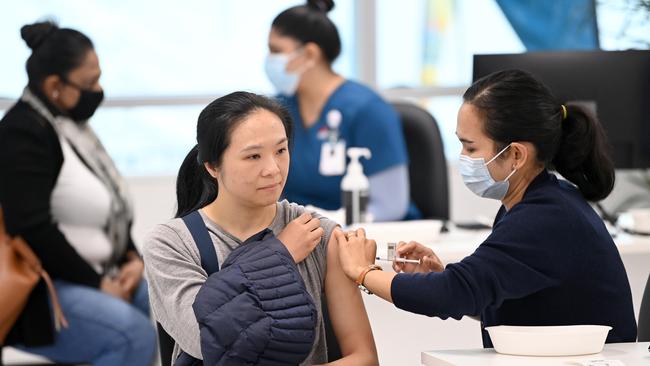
[459,144,517,200]
[264,52,302,96]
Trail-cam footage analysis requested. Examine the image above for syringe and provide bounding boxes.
[375,256,421,264]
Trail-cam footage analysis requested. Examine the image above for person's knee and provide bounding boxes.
[123,312,157,356]
[103,305,156,362]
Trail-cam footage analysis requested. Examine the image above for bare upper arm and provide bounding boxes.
[324,232,378,365]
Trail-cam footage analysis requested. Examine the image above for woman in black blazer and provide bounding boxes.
[0,21,155,365]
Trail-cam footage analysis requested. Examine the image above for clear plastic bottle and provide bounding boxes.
[341,147,371,225]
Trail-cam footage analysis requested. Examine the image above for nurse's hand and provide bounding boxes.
[278,213,324,263]
[393,241,444,273]
[335,228,377,281]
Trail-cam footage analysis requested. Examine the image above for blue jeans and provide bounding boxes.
[15,279,156,366]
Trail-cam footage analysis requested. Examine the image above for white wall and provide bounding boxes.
[128,175,176,249]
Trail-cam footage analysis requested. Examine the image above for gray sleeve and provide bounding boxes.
[368,163,410,221]
[142,223,205,359]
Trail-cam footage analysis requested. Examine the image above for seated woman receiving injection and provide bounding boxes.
[142,92,378,365]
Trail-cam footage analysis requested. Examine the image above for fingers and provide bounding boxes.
[396,241,418,256]
[392,261,404,272]
[422,256,436,272]
[121,276,137,293]
[366,238,377,260]
[396,241,432,258]
[309,227,325,246]
[355,227,366,239]
[295,212,312,224]
[334,229,348,244]
[423,255,444,272]
[304,217,321,232]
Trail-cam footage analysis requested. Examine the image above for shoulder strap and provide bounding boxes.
[181,211,219,275]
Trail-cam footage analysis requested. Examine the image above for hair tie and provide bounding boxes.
[561,105,568,121]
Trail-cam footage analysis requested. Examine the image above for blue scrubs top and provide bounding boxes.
[277,80,409,211]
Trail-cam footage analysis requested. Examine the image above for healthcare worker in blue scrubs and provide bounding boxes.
[265,0,416,221]
[335,69,638,347]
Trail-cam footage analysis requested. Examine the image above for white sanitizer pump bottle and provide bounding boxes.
[341,147,372,226]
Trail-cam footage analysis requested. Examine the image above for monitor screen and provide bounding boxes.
[473,50,650,169]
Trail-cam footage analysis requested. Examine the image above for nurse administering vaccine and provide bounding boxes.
[265,0,415,221]
[335,69,638,348]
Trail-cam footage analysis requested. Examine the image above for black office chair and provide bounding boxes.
[638,273,650,341]
[157,323,174,366]
[391,101,449,221]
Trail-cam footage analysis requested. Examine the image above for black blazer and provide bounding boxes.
[0,97,136,346]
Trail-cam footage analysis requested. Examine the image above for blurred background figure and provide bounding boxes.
[0,21,156,366]
[266,0,418,222]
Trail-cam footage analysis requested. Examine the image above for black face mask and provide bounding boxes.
[62,78,104,122]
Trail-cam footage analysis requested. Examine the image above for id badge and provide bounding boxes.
[319,141,346,176]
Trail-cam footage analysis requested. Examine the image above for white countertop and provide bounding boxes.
[421,342,650,365]
[364,220,650,264]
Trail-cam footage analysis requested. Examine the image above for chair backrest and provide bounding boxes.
[391,102,449,220]
[638,273,650,341]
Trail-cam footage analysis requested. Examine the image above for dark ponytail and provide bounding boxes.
[463,69,615,201]
[271,0,341,64]
[174,92,293,218]
[175,145,218,218]
[552,104,615,201]
[21,20,94,89]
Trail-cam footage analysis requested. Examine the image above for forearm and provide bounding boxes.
[361,269,397,303]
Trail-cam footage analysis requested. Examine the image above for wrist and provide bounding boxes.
[355,264,383,295]
[352,265,367,281]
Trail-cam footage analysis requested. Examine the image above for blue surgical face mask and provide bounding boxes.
[265,52,301,96]
[459,144,517,200]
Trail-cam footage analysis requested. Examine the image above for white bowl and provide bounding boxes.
[485,325,612,356]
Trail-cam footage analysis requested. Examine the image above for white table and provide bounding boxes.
[421,342,650,365]
[358,221,650,366]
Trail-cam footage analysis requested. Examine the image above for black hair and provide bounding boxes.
[175,92,294,218]
[21,20,94,89]
[271,0,341,64]
[463,69,615,201]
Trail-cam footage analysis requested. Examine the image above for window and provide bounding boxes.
[377,0,523,158]
[597,0,650,50]
[0,0,355,175]
[3,0,647,175]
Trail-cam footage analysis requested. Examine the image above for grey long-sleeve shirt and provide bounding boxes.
[142,200,337,365]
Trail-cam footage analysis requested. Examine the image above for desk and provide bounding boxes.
[359,222,650,366]
[421,342,650,365]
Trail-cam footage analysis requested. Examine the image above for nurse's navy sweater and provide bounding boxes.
[391,170,637,347]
